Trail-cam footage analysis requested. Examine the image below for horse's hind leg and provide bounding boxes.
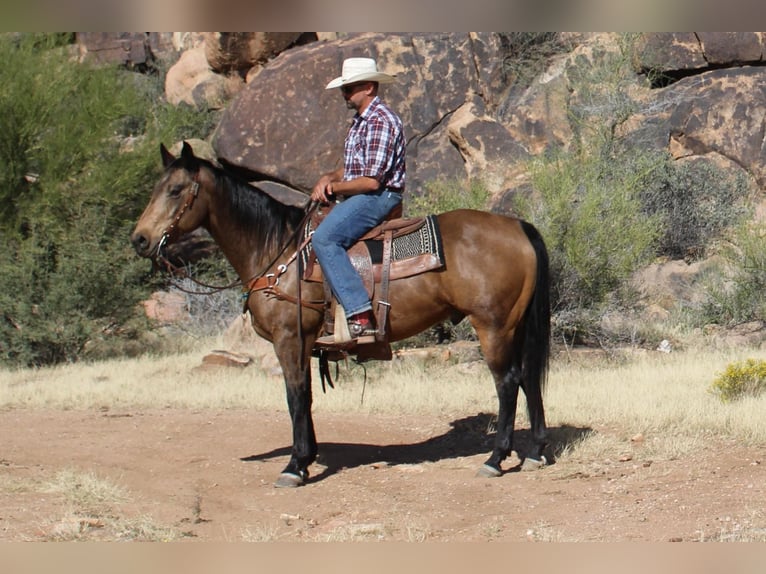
[520,373,548,469]
[480,366,522,478]
[475,327,522,478]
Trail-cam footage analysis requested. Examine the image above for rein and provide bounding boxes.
[242,201,323,311]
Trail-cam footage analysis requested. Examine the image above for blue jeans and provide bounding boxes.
[311,189,402,318]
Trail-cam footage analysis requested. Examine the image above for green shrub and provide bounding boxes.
[406,177,490,217]
[511,35,663,319]
[0,33,214,367]
[639,159,751,261]
[710,359,766,402]
[521,147,662,313]
[698,221,766,326]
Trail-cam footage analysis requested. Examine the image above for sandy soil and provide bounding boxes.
[0,408,764,542]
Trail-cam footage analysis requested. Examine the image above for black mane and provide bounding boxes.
[199,158,307,251]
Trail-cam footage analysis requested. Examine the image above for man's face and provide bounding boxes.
[340,82,371,110]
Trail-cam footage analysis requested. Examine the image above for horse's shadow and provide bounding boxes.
[241,413,591,483]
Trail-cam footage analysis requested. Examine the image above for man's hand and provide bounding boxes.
[311,177,334,204]
[311,171,341,204]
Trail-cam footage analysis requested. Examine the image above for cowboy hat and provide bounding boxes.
[325,57,396,90]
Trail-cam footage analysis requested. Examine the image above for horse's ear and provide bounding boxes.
[160,143,175,168]
[181,141,196,162]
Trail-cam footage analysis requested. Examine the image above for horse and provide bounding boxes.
[131,141,551,487]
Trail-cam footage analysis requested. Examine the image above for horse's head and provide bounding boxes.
[130,141,211,259]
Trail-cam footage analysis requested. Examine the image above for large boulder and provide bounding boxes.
[620,67,766,187]
[165,46,244,109]
[447,95,530,191]
[634,32,764,75]
[212,32,513,197]
[203,32,304,74]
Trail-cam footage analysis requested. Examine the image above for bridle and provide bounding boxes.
[150,169,321,302]
[150,172,244,293]
[147,168,327,389]
[154,175,200,261]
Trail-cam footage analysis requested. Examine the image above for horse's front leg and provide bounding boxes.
[272,337,316,488]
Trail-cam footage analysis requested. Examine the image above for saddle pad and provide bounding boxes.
[365,214,444,265]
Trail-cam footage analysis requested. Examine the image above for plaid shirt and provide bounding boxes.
[343,96,406,191]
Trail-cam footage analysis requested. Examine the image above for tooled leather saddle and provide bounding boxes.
[304,202,445,358]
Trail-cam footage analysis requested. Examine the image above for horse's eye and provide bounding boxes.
[168,183,185,198]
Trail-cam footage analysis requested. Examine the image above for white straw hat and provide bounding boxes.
[325,57,396,90]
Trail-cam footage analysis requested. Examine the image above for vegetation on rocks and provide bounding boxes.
[511,34,759,345]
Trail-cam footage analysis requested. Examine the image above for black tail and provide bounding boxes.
[519,220,551,394]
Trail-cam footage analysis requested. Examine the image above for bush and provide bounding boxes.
[405,177,490,217]
[639,159,751,261]
[497,32,573,90]
[698,221,766,326]
[521,147,662,314]
[0,215,153,365]
[0,34,215,367]
[710,359,766,402]
[511,35,663,323]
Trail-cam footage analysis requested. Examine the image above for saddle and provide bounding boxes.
[304,202,445,361]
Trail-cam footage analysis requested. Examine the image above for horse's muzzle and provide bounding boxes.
[130,231,153,258]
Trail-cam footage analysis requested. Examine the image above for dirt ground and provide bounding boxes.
[0,407,764,542]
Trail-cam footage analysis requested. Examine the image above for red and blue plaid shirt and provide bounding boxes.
[343,96,406,192]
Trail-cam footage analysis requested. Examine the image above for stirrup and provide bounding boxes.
[348,320,378,339]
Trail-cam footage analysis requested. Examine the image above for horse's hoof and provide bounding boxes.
[476,464,502,478]
[274,472,305,488]
[520,455,547,472]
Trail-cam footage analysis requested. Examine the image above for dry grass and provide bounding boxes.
[43,469,130,515]
[7,469,181,541]
[546,347,766,447]
[1,342,765,451]
[1,341,765,542]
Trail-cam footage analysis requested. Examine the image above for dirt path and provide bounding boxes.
[1,408,764,541]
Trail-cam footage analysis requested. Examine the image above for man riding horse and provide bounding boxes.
[310,57,405,344]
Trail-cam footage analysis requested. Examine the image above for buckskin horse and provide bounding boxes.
[131,141,551,487]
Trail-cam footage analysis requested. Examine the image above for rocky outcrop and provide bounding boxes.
[211,33,508,195]
[205,32,765,206]
[76,32,184,67]
[78,32,765,208]
[633,32,764,76]
[164,46,244,109]
[203,32,304,74]
[625,67,766,186]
